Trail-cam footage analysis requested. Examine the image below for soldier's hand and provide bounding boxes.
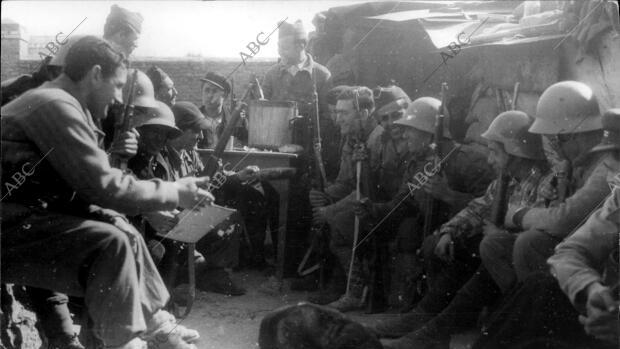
[434,233,455,263]
[538,173,559,202]
[175,176,215,209]
[353,197,372,216]
[237,165,259,182]
[312,206,328,225]
[579,282,620,343]
[309,189,330,207]
[143,210,179,234]
[109,128,140,158]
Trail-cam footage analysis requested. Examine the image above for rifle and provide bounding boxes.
[422,82,448,237]
[490,170,511,226]
[203,78,258,177]
[297,83,328,282]
[111,69,139,170]
[490,81,521,225]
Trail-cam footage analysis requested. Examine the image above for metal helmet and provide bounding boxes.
[123,69,157,108]
[133,100,182,138]
[394,97,451,138]
[530,81,602,134]
[482,110,545,160]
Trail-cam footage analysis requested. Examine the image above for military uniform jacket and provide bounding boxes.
[366,125,409,201]
[548,171,619,313]
[372,141,495,228]
[516,150,620,238]
[1,82,178,216]
[441,164,548,240]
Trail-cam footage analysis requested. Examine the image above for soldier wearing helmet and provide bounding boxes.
[103,68,157,158]
[379,109,551,348]
[504,81,619,285]
[359,96,494,317]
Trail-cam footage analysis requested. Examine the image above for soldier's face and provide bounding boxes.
[117,29,139,56]
[335,99,361,136]
[328,104,338,124]
[175,127,203,150]
[383,110,406,138]
[156,76,177,106]
[278,37,305,64]
[487,141,509,172]
[139,125,170,155]
[90,65,127,120]
[403,127,430,154]
[202,83,225,110]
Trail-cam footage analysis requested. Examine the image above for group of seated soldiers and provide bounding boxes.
[297,79,619,349]
[1,4,619,349]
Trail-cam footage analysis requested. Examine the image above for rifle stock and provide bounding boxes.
[311,89,328,190]
[111,69,139,170]
[422,82,448,236]
[490,170,510,226]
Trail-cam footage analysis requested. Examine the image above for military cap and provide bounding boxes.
[200,72,231,95]
[373,84,410,117]
[105,4,144,35]
[279,20,307,41]
[171,101,210,131]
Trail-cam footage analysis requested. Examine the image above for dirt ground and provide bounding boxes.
[178,270,309,349]
[176,269,475,349]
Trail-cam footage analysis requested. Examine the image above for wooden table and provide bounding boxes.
[196,149,298,280]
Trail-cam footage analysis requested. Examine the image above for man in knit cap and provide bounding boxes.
[147,65,178,106]
[262,19,338,179]
[103,4,143,57]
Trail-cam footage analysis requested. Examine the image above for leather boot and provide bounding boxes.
[388,252,423,312]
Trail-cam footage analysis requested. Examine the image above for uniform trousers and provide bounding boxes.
[480,229,562,293]
[1,210,169,347]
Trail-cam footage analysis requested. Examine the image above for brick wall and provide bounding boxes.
[1,34,275,107]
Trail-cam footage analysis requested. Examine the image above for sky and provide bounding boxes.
[1,0,365,59]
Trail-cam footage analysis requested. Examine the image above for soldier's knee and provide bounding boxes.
[513,229,542,262]
[93,222,134,256]
[479,231,511,265]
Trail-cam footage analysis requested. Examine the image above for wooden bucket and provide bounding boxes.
[248,100,296,148]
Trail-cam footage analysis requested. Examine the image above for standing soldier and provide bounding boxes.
[261,19,338,179]
[102,4,143,57]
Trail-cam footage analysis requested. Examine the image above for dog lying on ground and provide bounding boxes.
[259,302,382,349]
